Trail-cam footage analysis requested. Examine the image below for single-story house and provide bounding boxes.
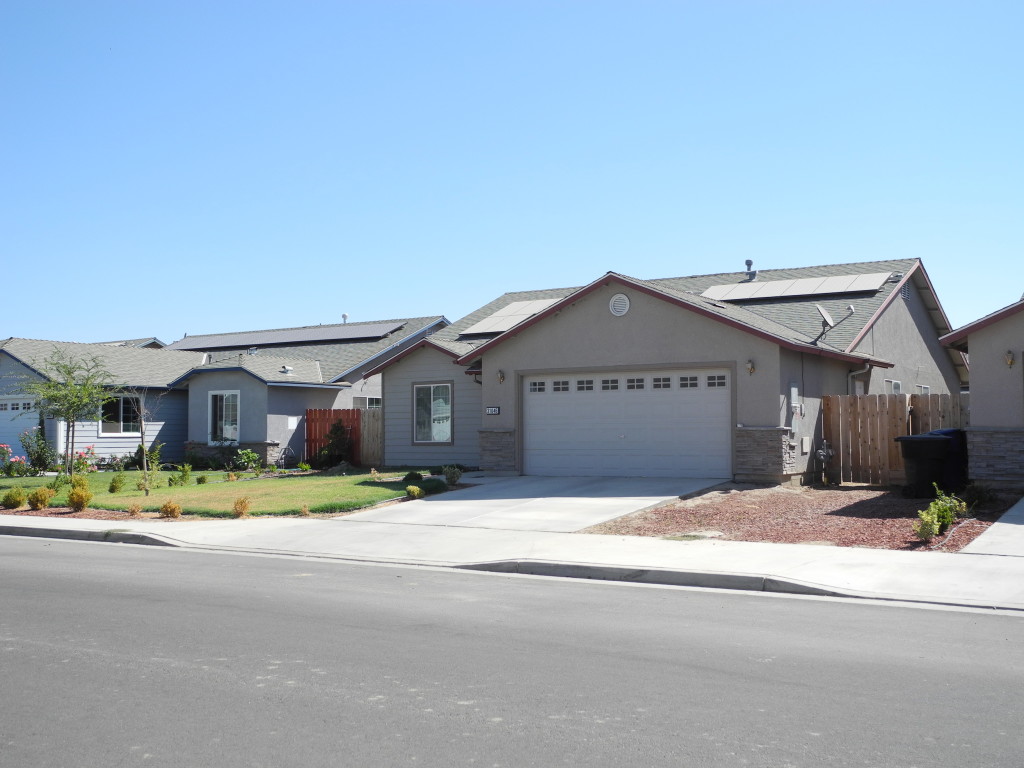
[0,315,448,466]
[941,297,1024,489]
[367,259,966,482]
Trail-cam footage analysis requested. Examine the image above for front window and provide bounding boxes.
[210,391,239,444]
[414,383,451,444]
[101,396,141,434]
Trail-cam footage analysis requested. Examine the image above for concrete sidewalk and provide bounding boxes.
[4,492,1024,611]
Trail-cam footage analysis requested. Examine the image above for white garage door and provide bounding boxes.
[0,397,36,457]
[522,369,731,478]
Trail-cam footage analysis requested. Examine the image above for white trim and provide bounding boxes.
[208,389,240,445]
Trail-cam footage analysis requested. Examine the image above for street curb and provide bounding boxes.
[0,525,178,548]
[455,559,850,598]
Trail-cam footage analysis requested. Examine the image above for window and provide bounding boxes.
[367,397,382,409]
[679,376,698,389]
[414,383,452,444]
[915,385,930,395]
[553,380,569,392]
[652,377,671,389]
[576,379,594,392]
[10,402,20,411]
[884,379,903,394]
[707,375,727,388]
[601,379,619,391]
[101,396,141,434]
[529,381,546,393]
[0,403,6,412]
[626,377,645,390]
[209,391,240,444]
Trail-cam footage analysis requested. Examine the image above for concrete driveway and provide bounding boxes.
[343,474,726,533]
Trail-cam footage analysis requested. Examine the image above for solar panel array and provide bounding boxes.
[168,321,405,350]
[460,298,561,335]
[700,272,893,302]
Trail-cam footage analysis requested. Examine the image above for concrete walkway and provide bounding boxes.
[3,475,1024,612]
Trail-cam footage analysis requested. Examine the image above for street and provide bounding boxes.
[2,537,1023,767]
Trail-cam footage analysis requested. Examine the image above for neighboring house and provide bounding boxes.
[941,297,1024,489]
[0,338,205,463]
[367,259,965,482]
[96,337,167,350]
[162,316,448,464]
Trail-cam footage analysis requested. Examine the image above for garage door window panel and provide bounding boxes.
[414,383,452,444]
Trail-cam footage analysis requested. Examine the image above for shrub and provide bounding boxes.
[196,474,209,484]
[47,473,69,492]
[914,507,941,541]
[20,427,58,472]
[402,471,424,483]
[2,487,26,509]
[67,486,93,512]
[406,485,425,499]
[232,496,251,518]
[159,500,182,519]
[419,477,448,495]
[299,504,310,517]
[236,449,261,473]
[313,422,353,469]
[27,487,56,510]
[915,484,967,540]
[108,471,126,494]
[226,472,238,482]
[297,462,311,472]
[70,474,90,491]
[266,464,277,474]
[127,502,143,518]
[441,465,463,486]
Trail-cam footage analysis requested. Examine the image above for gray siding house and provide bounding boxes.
[368,259,965,482]
[942,298,1024,489]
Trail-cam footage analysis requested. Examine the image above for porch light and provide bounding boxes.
[497,370,505,384]
[746,360,755,375]
[1007,351,1016,368]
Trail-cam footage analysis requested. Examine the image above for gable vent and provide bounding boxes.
[609,293,630,317]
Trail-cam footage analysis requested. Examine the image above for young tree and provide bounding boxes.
[19,350,116,474]
[117,384,167,495]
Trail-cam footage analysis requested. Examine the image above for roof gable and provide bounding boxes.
[941,298,1024,351]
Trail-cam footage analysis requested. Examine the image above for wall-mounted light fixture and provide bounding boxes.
[497,370,505,384]
[1007,350,1016,368]
[746,360,755,375]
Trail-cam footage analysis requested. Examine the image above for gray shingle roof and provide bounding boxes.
[168,316,447,381]
[171,352,339,387]
[0,338,206,388]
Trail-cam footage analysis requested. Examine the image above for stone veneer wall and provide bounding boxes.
[184,441,282,467]
[734,426,797,483]
[966,429,1024,489]
[479,428,516,473]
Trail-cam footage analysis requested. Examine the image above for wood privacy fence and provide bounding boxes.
[821,394,968,485]
[304,408,384,467]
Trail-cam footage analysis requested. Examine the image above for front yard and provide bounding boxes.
[583,483,1018,552]
[0,469,417,518]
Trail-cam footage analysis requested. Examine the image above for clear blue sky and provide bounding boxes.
[3,1,1021,344]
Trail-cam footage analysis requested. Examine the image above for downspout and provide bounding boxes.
[847,364,871,395]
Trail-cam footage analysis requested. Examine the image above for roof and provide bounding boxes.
[166,316,447,382]
[167,352,346,388]
[95,337,167,349]
[366,258,963,378]
[941,297,1024,351]
[0,338,206,388]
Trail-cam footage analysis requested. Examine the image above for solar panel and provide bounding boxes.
[460,298,561,335]
[168,321,405,350]
[701,272,891,301]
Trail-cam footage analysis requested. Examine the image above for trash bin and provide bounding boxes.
[894,429,967,498]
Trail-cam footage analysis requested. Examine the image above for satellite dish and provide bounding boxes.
[816,304,835,329]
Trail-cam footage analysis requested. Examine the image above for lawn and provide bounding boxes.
[0,469,417,517]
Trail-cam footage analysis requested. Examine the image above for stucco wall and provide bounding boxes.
[381,346,482,468]
[960,311,1024,428]
[185,371,269,445]
[852,283,962,395]
[267,386,347,464]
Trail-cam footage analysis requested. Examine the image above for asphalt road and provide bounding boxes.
[2,537,1023,768]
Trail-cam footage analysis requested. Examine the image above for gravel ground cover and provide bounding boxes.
[582,483,1018,552]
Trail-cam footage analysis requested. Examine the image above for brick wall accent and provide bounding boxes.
[479,428,516,473]
[966,429,1024,489]
[734,426,798,483]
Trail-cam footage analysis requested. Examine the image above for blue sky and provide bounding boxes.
[3,1,1021,344]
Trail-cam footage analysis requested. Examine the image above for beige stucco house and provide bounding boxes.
[942,298,1024,489]
[368,259,965,482]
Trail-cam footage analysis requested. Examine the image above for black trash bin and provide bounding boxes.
[895,429,967,498]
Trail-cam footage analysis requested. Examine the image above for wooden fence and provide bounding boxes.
[821,393,968,485]
[305,408,383,467]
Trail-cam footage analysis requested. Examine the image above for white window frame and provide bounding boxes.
[209,390,240,445]
[915,385,930,395]
[884,379,903,394]
[413,382,453,445]
[100,395,142,435]
[366,397,382,409]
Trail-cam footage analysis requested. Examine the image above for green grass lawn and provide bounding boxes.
[0,469,420,518]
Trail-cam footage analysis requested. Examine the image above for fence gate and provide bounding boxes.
[821,393,968,485]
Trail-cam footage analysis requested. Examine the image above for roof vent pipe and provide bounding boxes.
[744,259,757,282]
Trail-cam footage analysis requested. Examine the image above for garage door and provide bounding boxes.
[0,397,36,456]
[522,369,731,478]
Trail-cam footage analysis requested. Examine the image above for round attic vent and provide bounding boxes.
[609,293,630,317]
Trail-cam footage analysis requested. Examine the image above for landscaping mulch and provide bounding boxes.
[582,483,1018,552]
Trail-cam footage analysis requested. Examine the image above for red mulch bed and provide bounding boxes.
[582,483,1017,552]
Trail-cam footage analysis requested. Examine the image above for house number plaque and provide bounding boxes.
[485,406,500,415]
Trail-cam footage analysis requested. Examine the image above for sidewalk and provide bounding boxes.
[4,491,1024,611]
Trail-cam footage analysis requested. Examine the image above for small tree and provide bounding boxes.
[118,386,167,495]
[19,350,115,475]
